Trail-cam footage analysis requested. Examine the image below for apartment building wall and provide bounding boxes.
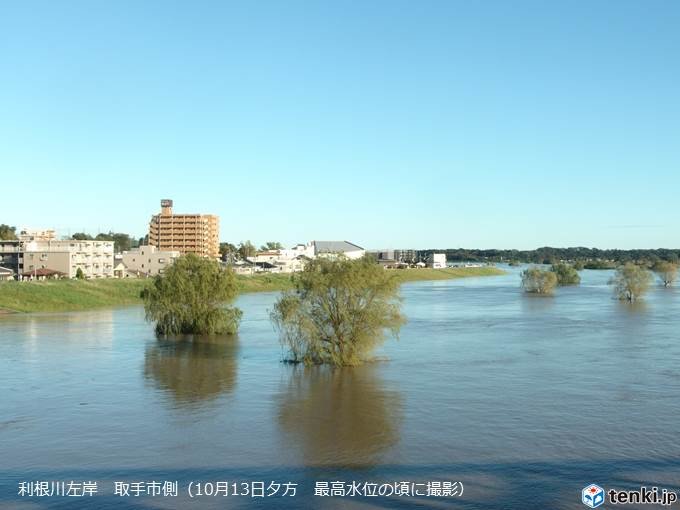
[121,245,180,276]
[23,240,114,278]
[148,200,219,259]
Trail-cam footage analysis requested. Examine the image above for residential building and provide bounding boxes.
[427,253,447,269]
[121,245,180,277]
[249,249,308,273]
[368,249,395,261]
[313,241,365,260]
[148,199,219,259]
[394,249,418,263]
[0,266,14,281]
[0,240,20,276]
[18,229,57,242]
[22,239,114,279]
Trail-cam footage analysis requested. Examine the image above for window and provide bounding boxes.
[158,258,165,263]
[141,264,144,268]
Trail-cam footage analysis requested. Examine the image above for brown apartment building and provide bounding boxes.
[148,199,220,259]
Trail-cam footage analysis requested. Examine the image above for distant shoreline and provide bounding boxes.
[0,266,505,314]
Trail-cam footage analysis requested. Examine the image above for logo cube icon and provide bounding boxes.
[582,484,605,508]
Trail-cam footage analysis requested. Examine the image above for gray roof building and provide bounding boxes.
[313,241,364,255]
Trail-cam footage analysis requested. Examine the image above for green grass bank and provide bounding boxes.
[0,266,504,313]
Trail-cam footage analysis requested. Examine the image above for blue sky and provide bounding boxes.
[1,1,678,250]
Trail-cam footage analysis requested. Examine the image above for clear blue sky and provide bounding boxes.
[1,1,678,250]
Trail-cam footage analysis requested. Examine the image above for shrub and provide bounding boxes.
[610,263,653,302]
[550,263,581,285]
[142,254,242,335]
[271,256,405,366]
[521,267,558,294]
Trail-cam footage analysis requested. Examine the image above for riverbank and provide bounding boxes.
[0,266,504,313]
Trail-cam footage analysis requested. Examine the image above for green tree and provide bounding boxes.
[0,224,17,240]
[219,242,238,263]
[653,260,677,288]
[260,241,284,251]
[521,267,558,294]
[610,263,653,302]
[238,240,256,260]
[75,267,85,280]
[550,263,581,286]
[271,256,406,366]
[72,232,93,240]
[142,254,242,336]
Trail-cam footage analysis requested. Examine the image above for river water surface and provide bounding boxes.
[2,267,680,509]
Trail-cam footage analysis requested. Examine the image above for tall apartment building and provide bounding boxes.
[148,199,220,259]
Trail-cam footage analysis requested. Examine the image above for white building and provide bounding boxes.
[18,229,57,241]
[22,239,115,279]
[249,248,309,273]
[313,241,365,260]
[121,245,180,277]
[427,253,447,269]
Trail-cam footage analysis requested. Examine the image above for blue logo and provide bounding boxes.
[582,484,605,508]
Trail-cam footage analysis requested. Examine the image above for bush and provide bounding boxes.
[610,263,653,302]
[271,256,406,366]
[521,267,558,294]
[550,263,581,285]
[653,261,677,287]
[142,254,242,335]
[75,267,85,280]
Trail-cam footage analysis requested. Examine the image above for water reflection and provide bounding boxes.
[278,364,402,468]
[144,335,239,407]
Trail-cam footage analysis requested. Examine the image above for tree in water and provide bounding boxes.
[610,263,653,302]
[271,256,406,366]
[550,263,581,285]
[142,254,242,335]
[653,261,677,288]
[521,267,558,294]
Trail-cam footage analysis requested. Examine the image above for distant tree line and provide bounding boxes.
[418,247,680,266]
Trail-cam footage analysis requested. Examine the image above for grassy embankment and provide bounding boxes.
[0,266,504,313]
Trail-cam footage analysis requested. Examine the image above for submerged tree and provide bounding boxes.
[610,263,653,302]
[521,267,558,294]
[142,254,242,335]
[550,263,581,286]
[271,256,406,366]
[653,261,677,288]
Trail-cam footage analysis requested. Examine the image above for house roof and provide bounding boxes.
[21,268,66,277]
[313,241,364,254]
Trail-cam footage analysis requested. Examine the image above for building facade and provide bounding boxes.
[121,245,180,276]
[313,241,365,260]
[22,240,114,279]
[148,199,219,259]
[0,240,20,277]
[427,253,447,269]
[394,249,418,263]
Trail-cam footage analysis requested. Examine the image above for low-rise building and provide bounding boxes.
[0,240,20,277]
[394,249,418,263]
[313,241,365,260]
[427,253,447,269]
[18,229,57,242]
[0,266,15,281]
[22,239,114,279]
[121,245,180,277]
